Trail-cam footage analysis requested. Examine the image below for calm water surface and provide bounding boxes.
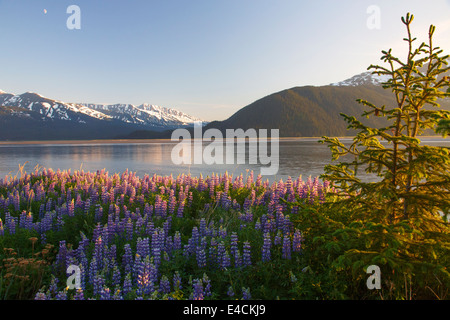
[0,138,448,183]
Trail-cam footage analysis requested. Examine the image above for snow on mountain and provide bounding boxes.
[0,90,205,128]
[330,71,391,87]
[80,102,204,126]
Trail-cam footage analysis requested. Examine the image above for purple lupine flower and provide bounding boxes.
[292,229,303,253]
[274,231,282,246]
[243,241,251,267]
[173,271,182,291]
[208,238,218,267]
[261,232,271,262]
[218,226,227,239]
[163,217,171,238]
[137,237,150,260]
[151,231,161,268]
[221,250,231,270]
[122,244,133,275]
[230,232,238,258]
[136,256,155,297]
[199,218,207,237]
[73,288,85,300]
[93,274,105,297]
[34,291,47,300]
[100,286,112,300]
[88,257,98,287]
[242,287,251,300]
[112,265,122,288]
[196,246,207,268]
[122,273,133,297]
[203,274,212,297]
[254,219,261,231]
[84,198,91,214]
[55,290,68,300]
[234,250,242,268]
[159,275,171,295]
[191,226,200,247]
[217,241,225,267]
[177,201,185,217]
[227,286,235,298]
[93,236,104,271]
[282,234,291,260]
[168,189,176,215]
[192,279,204,300]
[0,219,3,236]
[173,231,182,251]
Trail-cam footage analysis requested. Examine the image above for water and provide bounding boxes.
[0,137,448,183]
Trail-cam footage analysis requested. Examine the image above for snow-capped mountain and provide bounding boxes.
[330,71,391,87]
[80,103,203,127]
[0,90,204,128]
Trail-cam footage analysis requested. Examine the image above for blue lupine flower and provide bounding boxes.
[242,287,251,300]
[93,274,105,297]
[220,250,231,270]
[192,279,204,300]
[274,231,282,246]
[55,290,68,300]
[202,274,212,297]
[173,231,182,251]
[122,244,133,275]
[227,286,234,298]
[159,275,171,295]
[34,291,47,300]
[230,232,238,257]
[122,273,133,297]
[173,271,182,291]
[196,246,207,268]
[100,286,111,300]
[262,232,271,262]
[73,288,85,300]
[243,241,251,267]
[282,235,291,260]
[136,256,155,296]
[292,229,303,253]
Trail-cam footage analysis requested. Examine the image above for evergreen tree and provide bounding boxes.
[319,13,450,299]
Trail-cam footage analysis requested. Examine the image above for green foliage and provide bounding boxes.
[318,13,450,299]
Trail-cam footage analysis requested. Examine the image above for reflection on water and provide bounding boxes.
[0,138,448,183]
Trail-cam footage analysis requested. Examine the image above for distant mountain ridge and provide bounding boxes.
[0,90,205,140]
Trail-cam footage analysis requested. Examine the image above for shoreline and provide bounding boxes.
[0,137,347,145]
[0,135,446,146]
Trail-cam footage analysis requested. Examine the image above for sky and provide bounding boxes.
[1,0,450,121]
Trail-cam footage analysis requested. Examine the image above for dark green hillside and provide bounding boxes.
[205,85,398,137]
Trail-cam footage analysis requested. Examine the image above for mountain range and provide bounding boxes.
[0,92,204,140]
[1,70,449,140]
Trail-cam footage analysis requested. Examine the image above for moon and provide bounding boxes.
[43,9,47,14]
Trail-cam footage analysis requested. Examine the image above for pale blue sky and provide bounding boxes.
[1,0,450,121]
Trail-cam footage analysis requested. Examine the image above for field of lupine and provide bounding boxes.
[0,167,334,300]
